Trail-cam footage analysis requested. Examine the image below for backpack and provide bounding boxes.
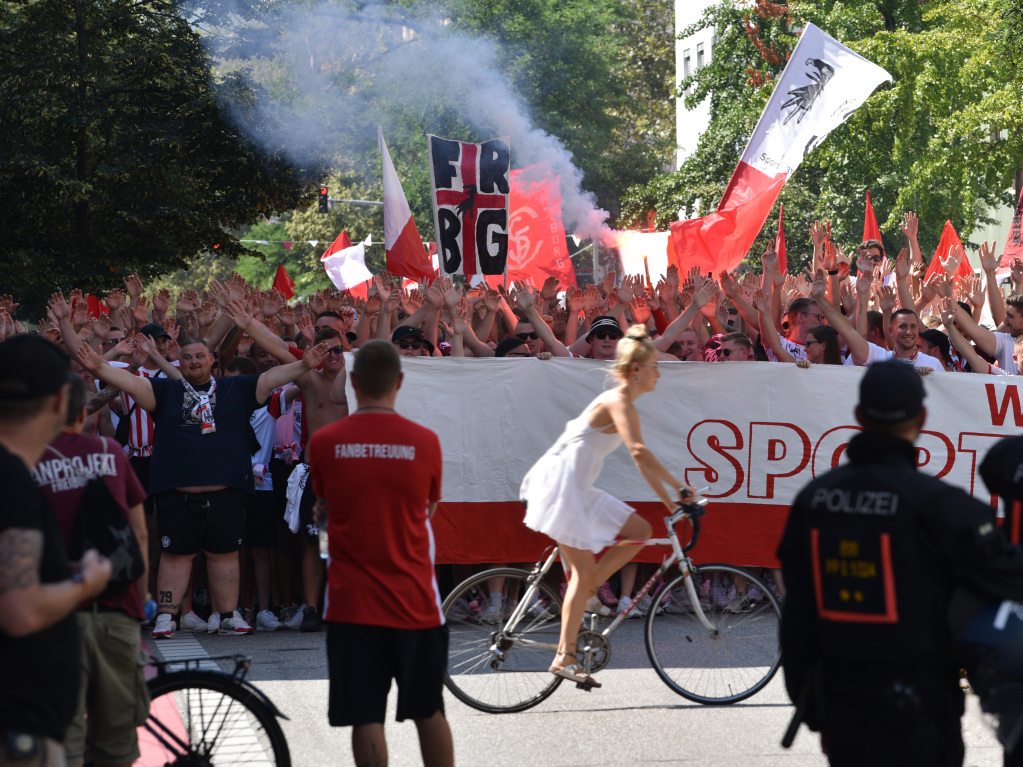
[49,441,145,601]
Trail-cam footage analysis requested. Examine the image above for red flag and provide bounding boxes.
[272,263,295,299]
[923,221,972,285]
[775,204,787,273]
[85,294,108,318]
[647,210,657,232]
[380,128,434,281]
[283,241,293,253]
[999,187,1023,270]
[482,169,576,290]
[863,190,883,254]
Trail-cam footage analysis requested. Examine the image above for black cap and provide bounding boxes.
[0,335,71,401]
[919,329,950,362]
[139,323,170,340]
[585,315,622,340]
[495,337,528,357]
[391,325,434,354]
[858,360,925,424]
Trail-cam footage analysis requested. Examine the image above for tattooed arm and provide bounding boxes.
[86,381,129,416]
[0,528,111,638]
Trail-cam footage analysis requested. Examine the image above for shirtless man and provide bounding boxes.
[224,302,349,632]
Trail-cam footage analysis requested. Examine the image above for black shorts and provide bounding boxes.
[244,491,279,550]
[298,477,318,543]
[128,455,154,514]
[154,488,247,555]
[326,622,447,726]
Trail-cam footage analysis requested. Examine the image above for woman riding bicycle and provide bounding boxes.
[519,324,698,687]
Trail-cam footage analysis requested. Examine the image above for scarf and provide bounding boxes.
[182,377,217,436]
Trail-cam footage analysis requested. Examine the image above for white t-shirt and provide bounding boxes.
[993,331,1017,375]
[765,335,807,362]
[845,342,944,372]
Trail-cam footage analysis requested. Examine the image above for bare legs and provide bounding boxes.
[351,712,453,767]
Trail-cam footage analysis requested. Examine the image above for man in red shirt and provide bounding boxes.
[309,340,452,767]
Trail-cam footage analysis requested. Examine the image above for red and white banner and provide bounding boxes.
[670,23,892,277]
[342,359,1019,566]
[321,230,373,291]
[479,168,575,289]
[428,134,511,278]
[1000,186,1023,269]
[380,128,434,281]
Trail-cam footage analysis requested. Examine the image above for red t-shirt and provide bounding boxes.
[33,432,148,618]
[310,412,443,629]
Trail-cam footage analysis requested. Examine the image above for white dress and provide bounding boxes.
[520,405,634,554]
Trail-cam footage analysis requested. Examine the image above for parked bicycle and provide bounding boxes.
[442,498,782,713]
[141,653,291,766]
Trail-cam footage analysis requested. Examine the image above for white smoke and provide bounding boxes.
[203,0,612,242]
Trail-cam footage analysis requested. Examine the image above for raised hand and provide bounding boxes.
[1013,258,1023,288]
[616,275,638,305]
[937,296,957,327]
[877,284,897,315]
[856,267,874,298]
[297,313,314,341]
[423,279,444,309]
[91,313,112,340]
[666,264,680,290]
[540,276,560,302]
[442,279,461,309]
[752,288,770,314]
[227,272,247,303]
[940,245,966,277]
[123,273,143,302]
[719,269,739,298]
[71,297,91,331]
[131,295,150,326]
[599,271,616,297]
[692,280,717,309]
[0,294,20,315]
[302,342,333,370]
[810,220,828,249]
[978,241,999,272]
[152,289,171,316]
[810,268,828,300]
[452,298,469,335]
[934,274,954,300]
[308,290,326,316]
[48,292,72,322]
[262,289,284,319]
[75,343,106,374]
[630,296,651,324]
[894,248,910,279]
[513,279,537,311]
[900,211,919,242]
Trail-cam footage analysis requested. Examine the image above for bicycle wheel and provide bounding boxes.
[443,567,564,713]
[142,669,291,766]
[645,564,781,704]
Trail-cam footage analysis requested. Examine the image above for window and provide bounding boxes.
[683,49,691,79]
[696,43,705,70]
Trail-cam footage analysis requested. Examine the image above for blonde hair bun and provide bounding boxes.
[614,323,656,381]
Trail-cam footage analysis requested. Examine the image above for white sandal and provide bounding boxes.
[550,663,602,687]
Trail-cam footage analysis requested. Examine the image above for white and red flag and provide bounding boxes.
[669,23,892,276]
[428,134,511,278]
[379,128,434,281]
[321,230,373,291]
[999,187,1023,270]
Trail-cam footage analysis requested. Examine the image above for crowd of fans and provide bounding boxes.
[1,208,1020,630]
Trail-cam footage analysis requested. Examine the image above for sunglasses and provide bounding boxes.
[799,312,825,322]
[397,340,422,350]
[516,332,539,340]
[863,254,885,263]
[719,348,741,357]
[102,338,123,347]
[591,331,622,341]
[507,351,531,357]
[328,345,345,355]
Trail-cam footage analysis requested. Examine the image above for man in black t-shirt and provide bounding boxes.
[0,335,112,765]
[78,337,330,639]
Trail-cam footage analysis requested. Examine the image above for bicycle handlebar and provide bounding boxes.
[668,496,708,554]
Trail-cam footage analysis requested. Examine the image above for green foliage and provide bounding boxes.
[623,0,1023,274]
[0,0,318,319]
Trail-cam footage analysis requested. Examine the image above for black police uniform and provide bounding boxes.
[980,436,1023,547]
[778,428,1005,767]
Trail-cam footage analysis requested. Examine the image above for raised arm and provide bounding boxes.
[753,289,796,363]
[653,282,715,351]
[222,299,298,365]
[900,212,923,265]
[256,342,331,404]
[939,297,995,373]
[811,268,870,364]
[135,334,182,380]
[978,241,1006,327]
[893,249,915,316]
[513,280,571,357]
[76,344,157,411]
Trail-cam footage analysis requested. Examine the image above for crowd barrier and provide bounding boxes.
[343,357,1023,567]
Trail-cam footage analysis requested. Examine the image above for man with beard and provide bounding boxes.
[810,269,943,372]
[75,336,331,638]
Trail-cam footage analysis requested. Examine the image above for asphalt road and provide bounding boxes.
[146,619,1005,766]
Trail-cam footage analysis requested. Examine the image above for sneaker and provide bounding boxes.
[448,597,473,621]
[746,582,763,602]
[206,612,220,634]
[617,595,643,619]
[281,604,306,630]
[503,599,519,621]
[724,591,751,614]
[597,581,619,608]
[256,609,282,631]
[243,608,256,627]
[584,595,612,617]
[479,603,502,625]
[635,594,663,616]
[151,613,175,639]
[526,597,556,621]
[219,609,255,635]
[665,586,692,614]
[299,606,322,633]
[179,610,208,632]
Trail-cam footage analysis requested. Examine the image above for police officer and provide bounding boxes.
[778,361,1007,767]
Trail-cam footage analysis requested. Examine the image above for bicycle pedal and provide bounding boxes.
[575,681,594,692]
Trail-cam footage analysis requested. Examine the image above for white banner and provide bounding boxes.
[346,358,1020,508]
[741,23,892,179]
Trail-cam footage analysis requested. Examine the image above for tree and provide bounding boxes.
[0,0,318,319]
[622,0,1023,272]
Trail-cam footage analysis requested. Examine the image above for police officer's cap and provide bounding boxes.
[858,360,925,424]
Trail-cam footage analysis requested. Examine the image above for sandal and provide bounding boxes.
[584,596,612,617]
[549,663,602,687]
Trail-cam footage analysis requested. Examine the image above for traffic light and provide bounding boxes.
[318,187,329,214]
